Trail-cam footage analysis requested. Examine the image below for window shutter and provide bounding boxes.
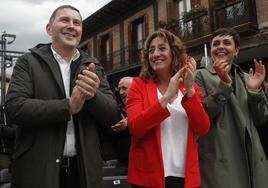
[97,37,102,63]
[109,31,113,57]
[144,14,149,38]
[109,31,113,70]
[128,23,133,63]
[128,23,132,46]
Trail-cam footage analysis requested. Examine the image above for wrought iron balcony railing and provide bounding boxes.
[98,40,144,73]
[166,14,211,44]
[213,0,257,31]
[164,0,257,48]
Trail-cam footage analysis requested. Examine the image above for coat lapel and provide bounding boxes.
[32,46,67,97]
[44,54,66,97]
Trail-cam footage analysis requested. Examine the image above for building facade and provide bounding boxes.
[79,0,268,89]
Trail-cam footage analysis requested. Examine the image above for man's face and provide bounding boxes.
[46,8,82,51]
[118,80,131,103]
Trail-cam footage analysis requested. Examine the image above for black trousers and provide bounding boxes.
[59,156,81,188]
[131,176,184,188]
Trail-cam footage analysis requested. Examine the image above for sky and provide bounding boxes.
[0,0,112,52]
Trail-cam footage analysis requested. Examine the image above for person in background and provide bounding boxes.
[5,5,118,188]
[112,76,133,132]
[110,76,133,168]
[119,77,133,103]
[126,29,210,188]
[195,28,268,188]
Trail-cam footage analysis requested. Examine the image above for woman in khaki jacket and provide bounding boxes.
[196,28,268,188]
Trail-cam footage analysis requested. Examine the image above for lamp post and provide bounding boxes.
[0,31,16,105]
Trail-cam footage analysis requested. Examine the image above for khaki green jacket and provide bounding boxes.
[196,62,268,188]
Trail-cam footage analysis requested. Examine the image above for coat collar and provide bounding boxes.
[30,44,96,97]
[30,44,67,96]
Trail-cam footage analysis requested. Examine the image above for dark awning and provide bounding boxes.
[236,44,268,63]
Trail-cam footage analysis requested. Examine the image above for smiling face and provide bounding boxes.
[148,36,173,76]
[211,35,239,65]
[46,7,82,52]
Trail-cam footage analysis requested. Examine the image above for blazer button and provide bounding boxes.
[56,159,60,163]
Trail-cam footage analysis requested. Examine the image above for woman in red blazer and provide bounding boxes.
[126,29,210,188]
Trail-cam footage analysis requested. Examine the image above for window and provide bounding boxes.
[99,33,113,71]
[177,0,192,37]
[132,17,145,50]
[137,22,144,49]
[128,15,148,63]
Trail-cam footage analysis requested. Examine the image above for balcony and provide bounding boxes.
[165,13,212,49]
[164,0,257,49]
[213,0,257,34]
[98,40,144,75]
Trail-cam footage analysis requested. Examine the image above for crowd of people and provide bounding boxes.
[1,4,268,188]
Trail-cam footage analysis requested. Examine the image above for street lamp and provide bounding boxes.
[0,31,16,105]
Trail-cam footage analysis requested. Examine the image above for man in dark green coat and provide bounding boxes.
[196,28,268,188]
[6,5,118,188]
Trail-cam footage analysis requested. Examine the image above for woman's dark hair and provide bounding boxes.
[140,29,187,82]
[212,28,240,48]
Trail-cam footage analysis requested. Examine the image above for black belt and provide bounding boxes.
[61,156,77,168]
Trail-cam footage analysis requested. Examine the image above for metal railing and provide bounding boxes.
[166,14,211,42]
[213,0,254,29]
[167,0,256,42]
[98,40,144,73]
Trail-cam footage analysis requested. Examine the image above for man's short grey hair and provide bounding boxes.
[49,5,82,23]
[119,76,133,83]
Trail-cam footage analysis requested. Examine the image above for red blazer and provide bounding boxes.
[126,77,210,188]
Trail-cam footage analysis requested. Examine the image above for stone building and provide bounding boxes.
[79,0,268,89]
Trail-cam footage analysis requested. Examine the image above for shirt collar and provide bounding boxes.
[50,45,80,64]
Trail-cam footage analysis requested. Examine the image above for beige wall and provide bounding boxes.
[256,0,268,29]
[112,25,121,66]
[112,25,120,52]
[158,0,168,23]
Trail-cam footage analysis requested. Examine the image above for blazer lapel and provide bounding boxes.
[146,79,164,158]
[147,79,158,105]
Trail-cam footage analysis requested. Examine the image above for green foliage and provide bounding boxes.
[182,4,208,22]
[158,18,179,29]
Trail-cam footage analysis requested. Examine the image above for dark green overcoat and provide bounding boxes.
[6,44,119,188]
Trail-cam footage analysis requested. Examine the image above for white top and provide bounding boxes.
[51,46,80,157]
[158,89,189,177]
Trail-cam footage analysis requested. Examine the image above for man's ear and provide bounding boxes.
[46,23,52,36]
